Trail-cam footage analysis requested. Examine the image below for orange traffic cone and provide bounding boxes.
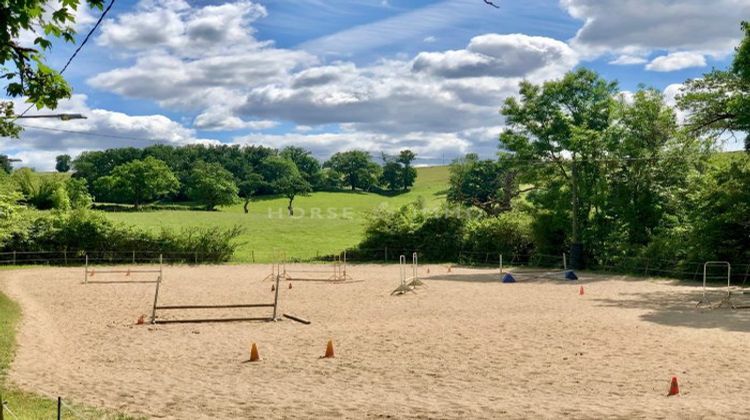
[249,343,260,362]
[323,340,335,358]
[579,286,585,296]
[89,269,95,277]
[667,376,680,396]
[126,269,131,277]
[136,314,145,325]
[447,265,452,273]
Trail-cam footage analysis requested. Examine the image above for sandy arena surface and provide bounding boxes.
[2,263,750,419]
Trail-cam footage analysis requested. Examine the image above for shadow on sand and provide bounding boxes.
[423,269,750,333]
[591,287,750,333]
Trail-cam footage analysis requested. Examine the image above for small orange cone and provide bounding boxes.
[427,267,430,274]
[667,376,680,396]
[579,286,585,296]
[289,282,293,289]
[249,343,260,362]
[126,269,131,277]
[323,340,335,358]
[447,265,452,273]
[89,269,95,277]
[136,314,145,325]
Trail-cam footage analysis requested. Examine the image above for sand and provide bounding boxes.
[2,263,750,419]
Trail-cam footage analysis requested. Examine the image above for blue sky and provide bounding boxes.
[3,0,747,169]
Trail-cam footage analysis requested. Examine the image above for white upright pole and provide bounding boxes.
[563,253,567,270]
[499,254,503,275]
[84,254,88,284]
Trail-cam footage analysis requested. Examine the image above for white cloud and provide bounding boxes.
[97,0,268,56]
[79,1,580,163]
[5,95,217,170]
[563,0,749,58]
[412,34,577,78]
[646,52,707,72]
[609,55,648,65]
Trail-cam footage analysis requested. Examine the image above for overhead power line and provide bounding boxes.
[18,0,117,118]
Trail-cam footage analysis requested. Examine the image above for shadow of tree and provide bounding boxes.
[591,289,750,333]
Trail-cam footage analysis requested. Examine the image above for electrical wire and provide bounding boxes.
[17,0,117,118]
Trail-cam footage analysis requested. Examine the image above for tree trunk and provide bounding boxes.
[570,159,583,269]
[243,198,249,214]
[288,197,294,216]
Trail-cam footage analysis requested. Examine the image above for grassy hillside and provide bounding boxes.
[107,166,450,262]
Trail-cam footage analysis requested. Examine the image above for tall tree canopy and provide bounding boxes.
[500,68,617,267]
[94,157,179,210]
[679,21,750,152]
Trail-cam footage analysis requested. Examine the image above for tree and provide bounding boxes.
[273,173,311,216]
[0,155,12,174]
[397,150,418,191]
[280,146,322,188]
[259,156,311,215]
[55,154,72,172]
[380,161,403,192]
[238,173,265,214]
[447,154,525,216]
[186,161,239,211]
[0,171,23,245]
[324,150,378,191]
[601,88,698,251]
[500,69,617,268]
[0,1,106,137]
[95,157,179,210]
[679,22,750,152]
[66,178,93,209]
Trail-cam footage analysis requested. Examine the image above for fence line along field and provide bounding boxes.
[106,166,449,263]
[2,264,750,419]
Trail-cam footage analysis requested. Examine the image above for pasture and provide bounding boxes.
[106,166,450,262]
[2,264,750,419]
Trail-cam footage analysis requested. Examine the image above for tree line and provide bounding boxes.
[2,146,418,213]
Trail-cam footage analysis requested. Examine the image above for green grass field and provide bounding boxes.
[107,166,450,262]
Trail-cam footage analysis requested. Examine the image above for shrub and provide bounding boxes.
[462,212,533,259]
[2,210,243,263]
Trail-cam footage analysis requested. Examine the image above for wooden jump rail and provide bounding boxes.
[392,253,421,295]
[150,271,281,324]
[267,251,354,282]
[84,254,163,284]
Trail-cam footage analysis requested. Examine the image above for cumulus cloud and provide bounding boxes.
[4,95,217,170]
[609,55,648,66]
[646,52,707,72]
[97,0,268,56]
[563,0,749,58]
[237,35,577,135]
[79,1,582,163]
[412,34,577,79]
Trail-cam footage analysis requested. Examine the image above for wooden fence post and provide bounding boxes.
[57,397,61,420]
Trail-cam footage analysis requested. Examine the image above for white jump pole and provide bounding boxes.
[563,253,567,270]
[84,254,88,284]
[499,254,503,274]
